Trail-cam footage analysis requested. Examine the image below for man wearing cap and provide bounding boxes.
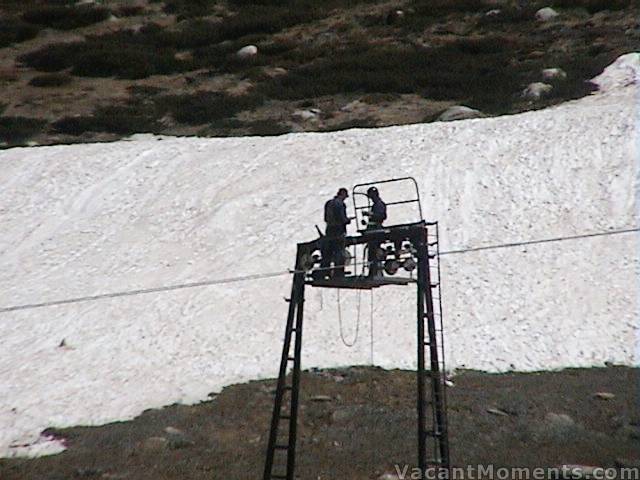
[320,188,351,278]
[364,186,387,278]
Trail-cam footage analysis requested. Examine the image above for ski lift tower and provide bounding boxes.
[262,178,449,479]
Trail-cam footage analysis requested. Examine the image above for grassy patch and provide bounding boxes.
[28,73,72,87]
[0,117,46,145]
[0,19,40,48]
[22,5,110,30]
[158,91,264,125]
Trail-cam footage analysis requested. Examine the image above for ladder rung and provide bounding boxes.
[274,444,289,450]
[271,475,287,479]
[287,357,295,362]
[283,386,293,391]
[280,415,291,420]
[431,283,439,288]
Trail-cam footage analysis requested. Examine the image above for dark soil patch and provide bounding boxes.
[1,366,638,480]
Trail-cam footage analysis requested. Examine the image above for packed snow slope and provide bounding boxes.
[1,54,639,458]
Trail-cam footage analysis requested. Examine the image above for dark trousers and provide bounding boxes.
[366,223,383,277]
[320,225,346,277]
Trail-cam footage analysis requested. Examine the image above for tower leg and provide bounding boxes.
[416,227,450,476]
[263,250,306,480]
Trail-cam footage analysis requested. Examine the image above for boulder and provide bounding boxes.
[138,436,167,452]
[437,106,484,122]
[592,391,615,400]
[535,7,559,21]
[542,67,567,81]
[485,9,501,17]
[523,82,553,99]
[534,413,580,441]
[293,109,319,121]
[236,45,258,60]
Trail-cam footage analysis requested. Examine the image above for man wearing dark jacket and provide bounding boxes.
[320,188,351,277]
[365,187,387,277]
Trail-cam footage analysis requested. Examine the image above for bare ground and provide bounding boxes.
[1,366,638,480]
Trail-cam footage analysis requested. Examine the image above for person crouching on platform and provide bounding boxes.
[320,188,351,278]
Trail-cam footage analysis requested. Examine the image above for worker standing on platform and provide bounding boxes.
[321,188,351,278]
[364,187,387,277]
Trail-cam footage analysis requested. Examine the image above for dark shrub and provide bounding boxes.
[54,105,160,136]
[52,116,95,136]
[159,91,264,125]
[454,35,519,55]
[28,73,72,87]
[20,30,187,79]
[18,42,83,72]
[118,6,146,17]
[0,19,39,48]
[163,0,215,19]
[259,41,526,113]
[552,0,632,13]
[164,19,223,49]
[22,5,110,30]
[0,116,46,144]
[245,119,291,136]
[90,105,160,134]
[323,117,378,132]
[219,6,316,39]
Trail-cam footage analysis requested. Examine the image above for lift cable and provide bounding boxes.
[0,225,637,315]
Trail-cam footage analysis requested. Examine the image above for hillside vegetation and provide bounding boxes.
[0,0,637,147]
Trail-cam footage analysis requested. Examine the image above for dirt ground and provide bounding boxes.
[1,366,638,480]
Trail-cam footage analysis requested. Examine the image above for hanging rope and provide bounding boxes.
[337,289,361,347]
[369,289,374,365]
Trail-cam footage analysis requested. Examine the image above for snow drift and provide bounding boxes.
[0,54,638,457]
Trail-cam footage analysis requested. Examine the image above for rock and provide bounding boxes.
[593,391,615,400]
[535,7,559,21]
[379,473,400,480]
[293,109,319,121]
[310,395,332,402]
[523,82,553,99]
[263,67,288,78]
[236,45,258,60]
[534,413,580,441]
[542,67,567,81]
[385,9,405,25]
[164,426,184,436]
[487,407,509,417]
[340,100,366,112]
[174,51,193,62]
[437,106,484,122]
[76,467,103,477]
[164,426,194,449]
[139,436,167,452]
[556,465,601,479]
[485,9,501,17]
